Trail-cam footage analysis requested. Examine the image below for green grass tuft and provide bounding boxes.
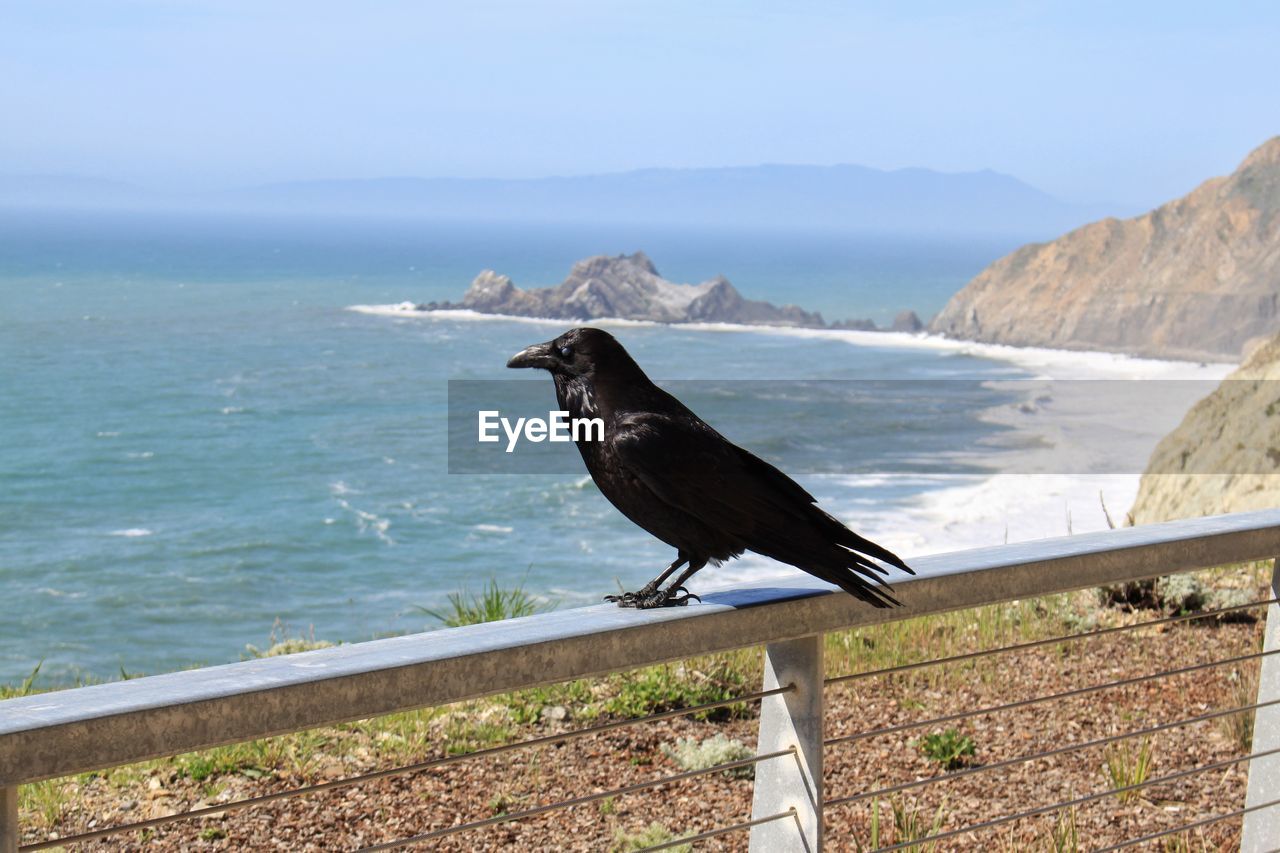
[1104,737,1154,803]
[889,795,948,851]
[417,578,548,626]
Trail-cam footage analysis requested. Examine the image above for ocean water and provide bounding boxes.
[0,211,1229,684]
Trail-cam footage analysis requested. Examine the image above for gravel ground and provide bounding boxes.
[25,607,1266,851]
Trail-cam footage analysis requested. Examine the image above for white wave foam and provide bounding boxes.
[329,483,394,544]
[347,301,423,317]
[111,528,153,537]
[473,523,515,534]
[846,473,1135,556]
[346,305,665,329]
[670,323,1235,380]
[678,471,1141,591]
[37,587,85,598]
[346,503,392,543]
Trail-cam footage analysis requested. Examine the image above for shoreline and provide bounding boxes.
[346,303,1238,380]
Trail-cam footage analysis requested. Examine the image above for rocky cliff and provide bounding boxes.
[445,252,828,327]
[1130,333,1280,524]
[932,137,1280,361]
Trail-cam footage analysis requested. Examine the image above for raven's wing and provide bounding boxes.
[612,412,911,606]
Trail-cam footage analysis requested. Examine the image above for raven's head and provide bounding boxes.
[506,327,631,378]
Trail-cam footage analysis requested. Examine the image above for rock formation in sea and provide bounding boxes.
[931,137,1280,362]
[433,252,847,328]
[1129,332,1280,524]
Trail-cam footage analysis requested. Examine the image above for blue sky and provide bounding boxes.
[2,1,1276,206]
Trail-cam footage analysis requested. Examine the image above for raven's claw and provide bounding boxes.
[606,586,700,609]
[670,586,701,605]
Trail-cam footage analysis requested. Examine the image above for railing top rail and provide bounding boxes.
[3,508,1279,785]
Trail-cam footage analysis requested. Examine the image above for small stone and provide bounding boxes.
[147,801,179,819]
[542,705,569,722]
[320,763,347,781]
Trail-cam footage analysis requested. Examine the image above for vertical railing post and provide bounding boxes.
[0,785,17,853]
[750,634,823,852]
[1243,558,1280,852]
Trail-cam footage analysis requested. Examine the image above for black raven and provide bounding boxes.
[507,327,913,608]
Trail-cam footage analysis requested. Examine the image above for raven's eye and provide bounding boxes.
[558,344,573,358]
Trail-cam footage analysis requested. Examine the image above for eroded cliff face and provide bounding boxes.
[1130,333,1280,524]
[932,137,1280,362]
[459,252,825,327]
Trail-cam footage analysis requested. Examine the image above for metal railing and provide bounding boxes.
[2,508,1280,850]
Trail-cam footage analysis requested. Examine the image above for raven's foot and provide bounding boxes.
[604,580,658,607]
[605,585,701,609]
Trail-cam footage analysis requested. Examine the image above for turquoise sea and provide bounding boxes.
[0,210,1037,683]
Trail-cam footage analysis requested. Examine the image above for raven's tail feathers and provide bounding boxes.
[826,516,914,575]
[805,560,902,609]
[750,529,911,609]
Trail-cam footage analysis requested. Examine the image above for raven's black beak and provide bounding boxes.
[507,341,557,370]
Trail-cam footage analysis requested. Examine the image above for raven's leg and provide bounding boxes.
[620,559,708,609]
[657,561,708,606]
[605,554,688,606]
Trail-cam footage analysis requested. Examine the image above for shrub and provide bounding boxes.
[612,822,690,852]
[661,733,755,779]
[917,729,975,770]
[245,620,333,658]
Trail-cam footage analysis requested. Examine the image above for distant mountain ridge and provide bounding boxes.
[0,174,159,208]
[0,163,1126,237]
[932,137,1280,361]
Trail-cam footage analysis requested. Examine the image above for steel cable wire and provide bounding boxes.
[867,746,1280,852]
[825,697,1280,810]
[825,597,1275,687]
[1092,796,1280,852]
[639,808,798,851]
[355,748,797,851]
[826,647,1278,748]
[18,684,793,851]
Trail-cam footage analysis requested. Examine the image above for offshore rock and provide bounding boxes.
[458,252,825,327]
